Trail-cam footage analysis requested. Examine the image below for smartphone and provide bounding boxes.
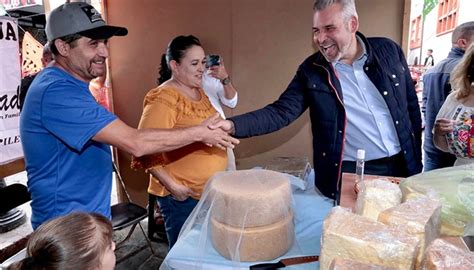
[206,55,221,68]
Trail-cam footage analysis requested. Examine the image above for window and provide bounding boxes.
[410,15,422,49]
[437,0,459,35]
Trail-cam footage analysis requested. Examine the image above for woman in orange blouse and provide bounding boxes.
[131,36,227,248]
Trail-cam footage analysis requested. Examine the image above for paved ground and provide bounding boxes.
[114,221,169,270]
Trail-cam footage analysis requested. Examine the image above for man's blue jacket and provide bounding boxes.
[422,47,464,165]
[230,32,422,199]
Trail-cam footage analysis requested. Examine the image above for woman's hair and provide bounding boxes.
[157,35,202,85]
[452,43,474,100]
[8,212,113,270]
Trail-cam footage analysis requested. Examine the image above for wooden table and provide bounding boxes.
[339,173,402,210]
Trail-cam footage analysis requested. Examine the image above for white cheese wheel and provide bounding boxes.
[208,169,292,227]
[210,210,294,262]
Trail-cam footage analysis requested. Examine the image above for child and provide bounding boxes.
[8,212,115,270]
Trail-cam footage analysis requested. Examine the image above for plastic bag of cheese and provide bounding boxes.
[355,178,402,221]
[399,164,474,236]
[320,206,420,270]
[422,238,474,269]
[162,169,297,267]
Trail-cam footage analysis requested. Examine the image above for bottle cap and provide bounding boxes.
[357,149,365,160]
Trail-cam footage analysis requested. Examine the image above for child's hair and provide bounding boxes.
[8,212,113,270]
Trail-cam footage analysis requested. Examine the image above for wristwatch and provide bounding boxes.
[221,76,231,86]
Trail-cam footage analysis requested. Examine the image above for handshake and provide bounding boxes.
[198,113,238,150]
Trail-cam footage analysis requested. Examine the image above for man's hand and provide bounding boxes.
[208,118,235,134]
[433,118,454,136]
[198,114,239,149]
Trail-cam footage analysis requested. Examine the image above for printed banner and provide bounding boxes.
[22,31,43,76]
[423,0,438,17]
[1,0,41,11]
[0,16,23,164]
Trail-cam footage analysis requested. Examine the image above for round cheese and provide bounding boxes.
[210,210,294,262]
[208,169,292,227]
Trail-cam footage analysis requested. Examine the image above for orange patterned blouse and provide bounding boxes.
[130,86,227,199]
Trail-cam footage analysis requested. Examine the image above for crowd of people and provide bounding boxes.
[8,0,474,268]
[422,21,474,170]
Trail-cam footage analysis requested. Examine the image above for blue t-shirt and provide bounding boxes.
[20,67,117,229]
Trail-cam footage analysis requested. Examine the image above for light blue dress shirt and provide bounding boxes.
[333,37,401,161]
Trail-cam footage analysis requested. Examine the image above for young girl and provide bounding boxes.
[8,212,115,270]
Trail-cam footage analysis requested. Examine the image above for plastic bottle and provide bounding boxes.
[356,149,365,189]
[469,115,474,157]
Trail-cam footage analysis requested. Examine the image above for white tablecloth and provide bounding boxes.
[161,172,334,270]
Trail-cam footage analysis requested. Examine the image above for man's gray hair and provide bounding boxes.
[452,21,474,44]
[313,0,358,21]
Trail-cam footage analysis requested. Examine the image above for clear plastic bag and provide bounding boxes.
[160,169,299,269]
[399,164,474,236]
[355,178,402,221]
[320,206,420,270]
[421,238,474,269]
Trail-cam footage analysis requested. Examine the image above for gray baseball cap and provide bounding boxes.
[46,2,128,41]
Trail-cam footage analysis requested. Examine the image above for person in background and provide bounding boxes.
[19,43,53,111]
[7,212,115,270]
[422,21,474,171]
[20,3,238,230]
[433,44,474,166]
[202,55,238,170]
[131,35,228,248]
[89,75,111,110]
[424,49,434,68]
[210,0,422,200]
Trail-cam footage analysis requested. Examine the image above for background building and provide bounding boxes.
[407,0,474,66]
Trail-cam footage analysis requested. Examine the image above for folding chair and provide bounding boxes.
[0,183,31,267]
[0,183,30,233]
[111,162,156,256]
[147,193,167,242]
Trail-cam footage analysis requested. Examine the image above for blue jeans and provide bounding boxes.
[423,150,456,172]
[156,195,198,249]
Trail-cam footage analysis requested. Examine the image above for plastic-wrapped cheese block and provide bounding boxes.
[378,197,441,269]
[399,164,474,236]
[210,211,294,262]
[207,169,294,262]
[320,206,420,270]
[329,258,396,270]
[422,238,474,270]
[355,178,402,221]
[208,169,292,227]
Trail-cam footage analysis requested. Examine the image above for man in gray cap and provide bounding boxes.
[20,2,238,229]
